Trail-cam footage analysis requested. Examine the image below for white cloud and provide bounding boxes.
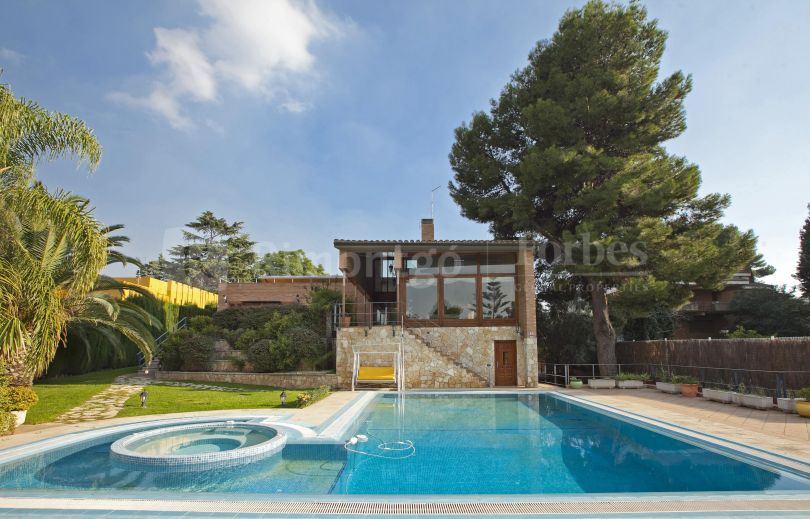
[0,47,24,63]
[111,0,346,129]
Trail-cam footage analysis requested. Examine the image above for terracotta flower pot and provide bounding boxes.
[797,401,810,418]
[680,384,699,397]
[340,316,352,328]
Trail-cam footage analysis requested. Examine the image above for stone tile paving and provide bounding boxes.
[53,374,276,424]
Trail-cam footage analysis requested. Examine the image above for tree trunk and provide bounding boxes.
[590,282,617,376]
[3,346,35,387]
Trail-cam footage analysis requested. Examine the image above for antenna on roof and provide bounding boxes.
[431,185,441,219]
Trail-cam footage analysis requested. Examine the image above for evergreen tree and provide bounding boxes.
[448,1,758,374]
[797,204,810,298]
[166,211,256,291]
[255,250,327,277]
[482,280,514,318]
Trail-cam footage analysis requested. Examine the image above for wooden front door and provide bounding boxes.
[494,340,517,386]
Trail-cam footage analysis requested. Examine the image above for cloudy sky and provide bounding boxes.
[2,0,809,285]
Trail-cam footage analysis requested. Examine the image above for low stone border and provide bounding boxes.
[157,370,338,389]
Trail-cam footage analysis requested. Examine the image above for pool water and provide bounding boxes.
[0,393,807,495]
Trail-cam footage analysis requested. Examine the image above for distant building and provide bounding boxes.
[218,276,342,310]
[674,269,767,339]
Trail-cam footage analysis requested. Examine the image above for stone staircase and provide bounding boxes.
[403,328,488,388]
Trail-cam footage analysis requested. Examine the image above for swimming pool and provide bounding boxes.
[0,392,808,495]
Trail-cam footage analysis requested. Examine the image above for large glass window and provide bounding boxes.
[441,254,477,275]
[405,255,438,275]
[482,277,515,319]
[481,253,516,274]
[405,278,438,319]
[442,278,477,319]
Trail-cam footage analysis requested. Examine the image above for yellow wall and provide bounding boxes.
[113,277,218,309]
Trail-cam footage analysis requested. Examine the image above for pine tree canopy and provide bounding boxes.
[797,204,810,298]
[448,0,760,372]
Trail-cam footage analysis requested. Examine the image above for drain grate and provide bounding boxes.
[3,497,810,515]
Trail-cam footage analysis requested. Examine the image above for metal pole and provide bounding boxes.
[564,364,569,386]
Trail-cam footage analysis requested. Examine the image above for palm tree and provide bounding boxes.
[0,80,109,384]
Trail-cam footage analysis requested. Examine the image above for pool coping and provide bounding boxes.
[1,390,809,515]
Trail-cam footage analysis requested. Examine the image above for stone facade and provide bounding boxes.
[157,370,338,389]
[337,326,538,389]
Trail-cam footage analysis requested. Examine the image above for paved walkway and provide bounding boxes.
[53,375,280,424]
[566,387,810,462]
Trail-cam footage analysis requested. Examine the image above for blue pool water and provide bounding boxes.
[0,393,808,495]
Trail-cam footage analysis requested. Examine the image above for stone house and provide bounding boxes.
[335,219,538,389]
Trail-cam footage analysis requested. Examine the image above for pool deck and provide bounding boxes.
[1,387,809,517]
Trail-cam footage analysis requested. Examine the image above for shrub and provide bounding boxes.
[213,305,304,330]
[159,329,215,371]
[296,385,331,408]
[280,326,323,369]
[0,412,15,436]
[247,340,274,372]
[616,372,649,381]
[672,375,698,384]
[0,386,39,411]
[797,387,810,400]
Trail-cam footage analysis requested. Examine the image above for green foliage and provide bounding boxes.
[213,305,304,331]
[616,372,649,381]
[0,385,39,411]
[247,340,274,372]
[537,304,596,364]
[296,385,330,408]
[448,0,759,371]
[725,325,764,339]
[143,211,257,291]
[798,388,810,400]
[730,287,810,337]
[672,375,698,384]
[256,250,327,277]
[159,329,214,371]
[307,288,342,314]
[0,411,14,436]
[798,205,810,299]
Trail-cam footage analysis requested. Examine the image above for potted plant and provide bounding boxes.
[703,384,734,404]
[0,386,39,427]
[777,390,798,413]
[673,375,699,397]
[567,377,583,389]
[616,372,647,389]
[587,377,616,389]
[797,388,810,418]
[739,386,773,410]
[655,371,681,394]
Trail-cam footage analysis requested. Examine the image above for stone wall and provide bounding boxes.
[157,370,338,389]
[337,326,538,389]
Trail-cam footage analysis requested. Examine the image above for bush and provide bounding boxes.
[798,387,810,400]
[616,372,649,381]
[0,386,39,411]
[296,385,331,408]
[159,329,215,371]
[280,327,323,369]
[672,375,698,384]
[213,305,304,330]
[247,340,274,372]
[0,411,15,436]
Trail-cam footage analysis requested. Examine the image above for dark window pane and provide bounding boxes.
[405,255,438,275]
[443,278,477,319]
[482,277,515,319]
[405,278,438,319]
[441,254,477,275]
[481,253,516,274]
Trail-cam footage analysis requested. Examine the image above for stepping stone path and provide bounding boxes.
[53,374,274,424]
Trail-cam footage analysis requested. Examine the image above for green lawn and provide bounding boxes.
[28,367,138,424]
[117,382,302,417]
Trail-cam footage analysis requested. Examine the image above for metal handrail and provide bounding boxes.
[138,317,190,369]
[539,362,810,397]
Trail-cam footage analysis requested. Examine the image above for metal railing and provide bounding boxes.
[333,302,399,328]
[540,362,810,398]
[137,316,190,369]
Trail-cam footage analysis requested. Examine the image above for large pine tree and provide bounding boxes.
[797,204,810,298]
[448,1,758,374]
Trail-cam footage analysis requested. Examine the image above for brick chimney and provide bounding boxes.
[421,218,435,241]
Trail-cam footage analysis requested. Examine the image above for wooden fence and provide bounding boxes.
[616,337,810,391]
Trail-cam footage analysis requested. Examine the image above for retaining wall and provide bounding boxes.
[156,370,338,389]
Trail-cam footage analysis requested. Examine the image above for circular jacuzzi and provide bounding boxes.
[111,421,286,470]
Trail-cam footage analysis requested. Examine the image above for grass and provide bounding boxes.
[117,382,302,418]
[28,367,138,425]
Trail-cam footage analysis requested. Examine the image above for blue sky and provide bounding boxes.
[2,0,809,285]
